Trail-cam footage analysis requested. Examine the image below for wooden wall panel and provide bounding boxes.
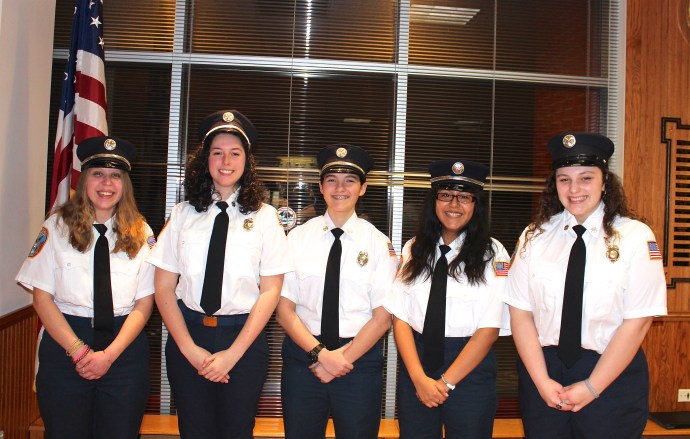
[0,306,39,439]
[626,0,690,311]
[643,317,690,411]
[626,0,690,413]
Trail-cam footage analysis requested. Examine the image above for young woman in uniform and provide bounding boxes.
[505,132,667,438]
[386,159,510,439]
[16,136,155,439]
[149,110,291,439]
[277,144,398,439]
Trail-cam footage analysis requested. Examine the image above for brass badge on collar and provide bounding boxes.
[357,251,369,267]
[336,147,348,158]
[606,245,620,263]
[244,218,254,231]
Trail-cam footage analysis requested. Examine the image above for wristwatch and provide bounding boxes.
[307,343,325,364]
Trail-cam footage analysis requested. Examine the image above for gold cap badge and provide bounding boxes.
[452,162,464,175]
[336,147,348,158]
[104,138,117,150]
[222,112,234,123]
[563,134,576,148]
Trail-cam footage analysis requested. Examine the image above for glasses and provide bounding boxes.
[435,192,475,205]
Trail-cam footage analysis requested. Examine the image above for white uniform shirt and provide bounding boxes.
[504,202,667,354]
[148,190,292,315]
[15,214,155,317]
[281,212,398,338]
[385,234,511,337]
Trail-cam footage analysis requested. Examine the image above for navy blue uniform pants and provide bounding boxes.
[281,336,383,439]
[518,346,649,439]
[397,334,498,439]
[36,314,149,439]
[166,312,269,439]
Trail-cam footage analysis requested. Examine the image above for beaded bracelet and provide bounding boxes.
[584,378,600,398]
[72,345,91,365]
[66,339,84,357]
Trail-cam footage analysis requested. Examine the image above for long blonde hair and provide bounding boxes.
[55,168,147,258]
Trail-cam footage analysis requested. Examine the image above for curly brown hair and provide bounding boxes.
[184,132,266,214]
[55,168,147,259]
[524,167,641,247]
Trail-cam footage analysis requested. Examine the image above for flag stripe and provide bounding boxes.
[50,0,108,210]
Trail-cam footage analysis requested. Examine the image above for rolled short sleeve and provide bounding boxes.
[15,217,59,294]
[257,204,293,277]
[147,204,183,274]
[504,229,533,311]
[620,223,667,319]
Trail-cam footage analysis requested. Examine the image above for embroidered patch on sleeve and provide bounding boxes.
[387,242,397,257]
[647,241,662,260]
[147,235,157,249]
[28,227,49,258]
[494,261,509,276]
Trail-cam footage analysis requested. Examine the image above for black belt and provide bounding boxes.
[178,300,248,328]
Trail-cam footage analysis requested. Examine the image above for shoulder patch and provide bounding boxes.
[647,241,662,260]
[28,227,49,258]
[494,261,509,277]
[147,235,156,249]
[387,242,397,257]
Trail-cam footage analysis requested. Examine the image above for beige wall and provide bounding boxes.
[0,0,55,317]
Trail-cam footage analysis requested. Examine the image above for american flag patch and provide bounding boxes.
[147,235,157,249]
[494,261,509,276]
[387,242,397,257]
[648,241,662,260]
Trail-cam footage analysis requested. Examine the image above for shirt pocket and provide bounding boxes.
[226,239,260,283]
[110,254,139,309]
[340,263,374,314]
[584,263,624,322]
[445,280,483,332]
[54,254,92,308]
[528,261,561,312]
[178,230,208,276]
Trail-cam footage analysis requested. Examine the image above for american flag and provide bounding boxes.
[494,261,509,277]
[648,241,662,260]
[50,0,108,209]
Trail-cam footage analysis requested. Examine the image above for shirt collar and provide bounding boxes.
[437,231,466,256]
[561,201,605,237]
[323,211,359,238]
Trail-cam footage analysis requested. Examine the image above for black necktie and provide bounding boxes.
[558,224,587,368]
[422,244,451,371]
[93,224,114,350]
[200,201,229,316]
[321,228,344,350]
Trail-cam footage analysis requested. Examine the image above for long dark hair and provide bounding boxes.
[398,187,496,286]
[184,132,266,214]
[524,167,640,246]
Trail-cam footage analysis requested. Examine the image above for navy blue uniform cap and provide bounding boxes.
[198,110,257,150]
[76,136,135,172]
[317,144,374,182]
[548,131,614,169]
[428,159,488,191]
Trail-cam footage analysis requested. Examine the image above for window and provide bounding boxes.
[49,0,622,419]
